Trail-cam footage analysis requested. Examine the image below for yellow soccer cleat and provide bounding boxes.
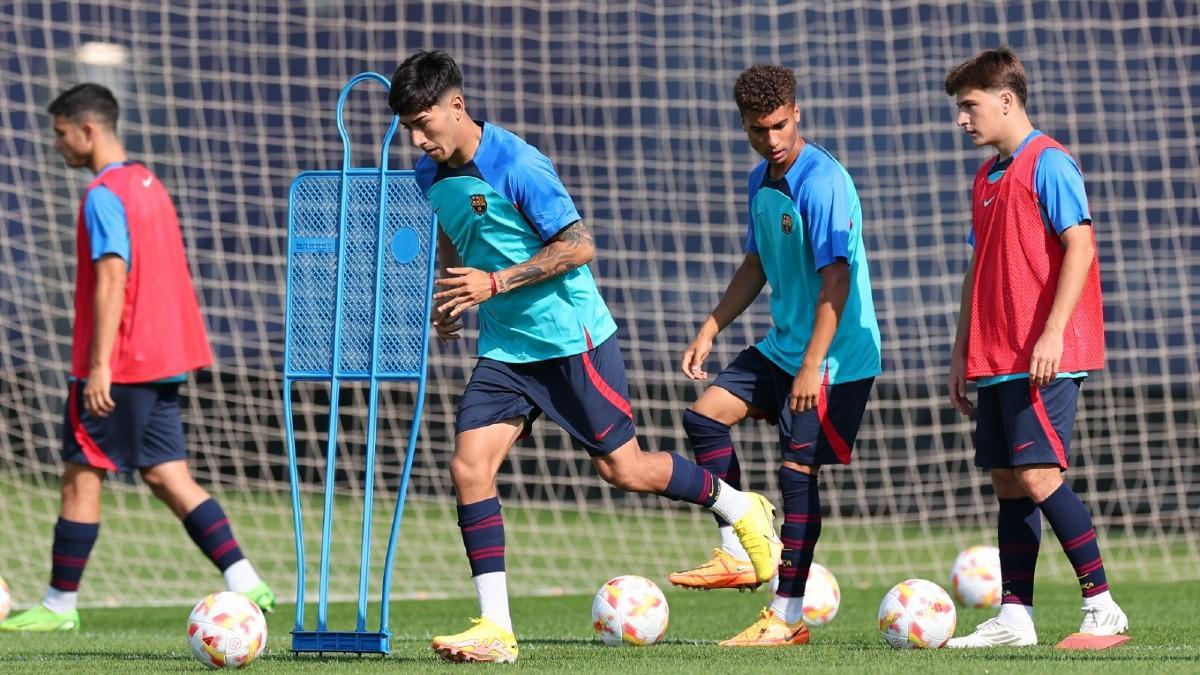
[730,492,782,584]
[719,608,810,647]
[432,617,518,663]
[668,548,759,590]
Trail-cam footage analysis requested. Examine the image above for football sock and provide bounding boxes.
[709,481,751,524]
[776,467,820,600]
[1082,589,1117,610]
[183,499,246,572]
[769,596,806,625]
[1038,484,1109,598]
[718,525,748,559]
[682,409,741,527]
[458,497,506,576]
[661,452,721,507]
[222,559,263,594]
[474,571,512,633]
[46,518,99,610]
[997,496,1040,609]
[998,602,1034,628]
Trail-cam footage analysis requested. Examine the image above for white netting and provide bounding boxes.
[1,1,1197,610]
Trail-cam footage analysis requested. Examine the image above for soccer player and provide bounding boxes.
[669,64,881,647]
[389,50,782,664]
[0,84,274,632]
[943,48,1127,647]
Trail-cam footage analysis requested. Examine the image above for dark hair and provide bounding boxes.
[734,64,796,114]
[47,83,119,128]
[944,47,1028,106]
[389,50,464,116]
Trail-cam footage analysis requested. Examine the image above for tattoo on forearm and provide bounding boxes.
[498,221,593,293]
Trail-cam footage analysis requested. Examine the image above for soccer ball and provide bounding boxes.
[187,591,268,669]
[801,563,841,626]
[950,545,1002,608]
[877,579,957,649]
[591,575,669,646]
[0,576,10,621]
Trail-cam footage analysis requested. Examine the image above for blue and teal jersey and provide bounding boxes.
[415,121,617,363]
[744,143,881,383]
[971,130,1091,387]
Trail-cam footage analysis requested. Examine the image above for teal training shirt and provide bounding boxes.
[415,122,617,363]
[744,143,882,383]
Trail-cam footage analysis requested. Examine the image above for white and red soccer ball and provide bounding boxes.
[801,563,841,626]
[950,545,1002,608]
[187,591,268,668]
[0,576,10,621]
[877,578,957,649]
[591,575,669,646]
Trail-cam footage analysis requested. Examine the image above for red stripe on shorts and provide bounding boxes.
[69,382,118,472]
[1030,385,1068,469]
[581,351,633,420]
[816,371,852,463]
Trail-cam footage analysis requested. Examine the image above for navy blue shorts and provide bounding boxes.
[455,336,637,457]
[713,347,874,466]
[61,381,189,474]
[974,377,1080,470]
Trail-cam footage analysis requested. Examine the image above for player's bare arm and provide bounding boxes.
[499,219,594,291]
[432,228,464,340]
[790,260,849,412]
[84,254,126,417]
[682,253,766,379]
[433,220,594,318]
[948,251,977,416]
[1029,223,1096,387]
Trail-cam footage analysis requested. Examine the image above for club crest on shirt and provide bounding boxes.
[471,194,488,215]
[781,213,793,234]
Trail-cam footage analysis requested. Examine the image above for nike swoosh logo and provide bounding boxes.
[789,441,814,450]
[141,176,153,188]
[983,197,995,206]
[594,423,616,442]
[1013,441,1035,453]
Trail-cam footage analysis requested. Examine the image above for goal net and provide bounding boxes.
[2,1,1197,609]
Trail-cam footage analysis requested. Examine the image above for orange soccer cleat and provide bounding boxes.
[719,608,810,647]
[669,548,761,590]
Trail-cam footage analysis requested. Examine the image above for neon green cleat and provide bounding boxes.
[432,617,518,663]
[731,492,782,584]
[240,581,276,614]
[0,605,80,632]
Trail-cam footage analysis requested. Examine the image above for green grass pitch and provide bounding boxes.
[1,580,1196,673]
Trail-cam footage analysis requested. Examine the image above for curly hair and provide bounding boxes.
[734,64,796,114]
[944,47,1028,106]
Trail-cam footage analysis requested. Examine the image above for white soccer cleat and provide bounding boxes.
[946,616,1037,648]
[1079,604,1128,636]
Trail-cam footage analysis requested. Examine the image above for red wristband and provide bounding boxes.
[488,272,498,297]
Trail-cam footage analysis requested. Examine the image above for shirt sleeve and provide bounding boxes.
[1034,148,1091,234]
[800,171,851,270]
[744,174,759,254]
[506,151,582,241]
[84,186,130,263]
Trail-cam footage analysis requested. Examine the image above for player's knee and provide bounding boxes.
[449,454,493,493]
[990,468,1023,498]
[140,467,165,490]
[593,455,642,492]
[1014,465,1063,502]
